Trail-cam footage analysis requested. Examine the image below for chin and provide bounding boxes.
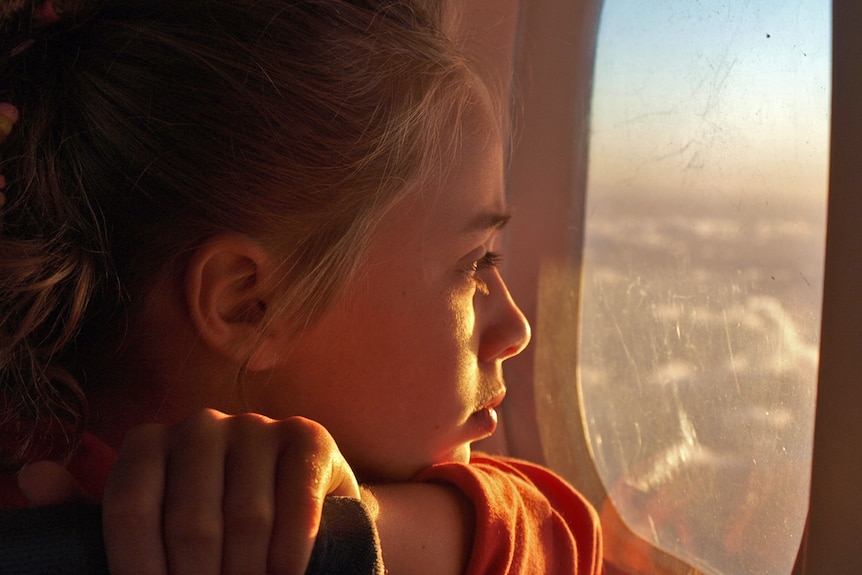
[446,443,473,465]
[351,443,474,484]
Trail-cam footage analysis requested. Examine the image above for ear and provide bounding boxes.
[185,233,287,371]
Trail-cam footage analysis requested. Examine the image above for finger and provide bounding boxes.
[221,413,278,575]
[17,460,87,507]
[102,423,171,575]
[268,418,324,575]
[162,408,229,575]
[267,417,359,574]
[325,450,361,500]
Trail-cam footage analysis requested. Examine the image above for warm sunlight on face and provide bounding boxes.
[242,105,531,482]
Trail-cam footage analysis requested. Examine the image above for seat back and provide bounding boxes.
[0,497,382,575]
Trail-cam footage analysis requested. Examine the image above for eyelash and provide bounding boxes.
[467,251,502,294]
[471,251,503,273]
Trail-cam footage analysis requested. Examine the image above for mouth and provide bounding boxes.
[479,388,506,412]
[468,389,506,439]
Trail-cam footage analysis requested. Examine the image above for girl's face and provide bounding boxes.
[246,117,531,482]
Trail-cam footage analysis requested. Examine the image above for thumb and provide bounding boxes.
[18,460,89,507]
[325,451,361,500]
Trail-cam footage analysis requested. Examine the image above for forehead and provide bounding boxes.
[357,95,509,268]
[354,135,504,276]
[422,114,507,233]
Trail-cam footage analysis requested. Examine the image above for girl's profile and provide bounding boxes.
[0,1,603,573]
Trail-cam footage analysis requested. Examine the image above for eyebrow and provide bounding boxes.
[462,207,514,235]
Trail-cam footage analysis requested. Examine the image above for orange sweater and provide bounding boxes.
[417,456,603,575]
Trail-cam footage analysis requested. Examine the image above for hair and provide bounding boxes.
[0,0,481,468]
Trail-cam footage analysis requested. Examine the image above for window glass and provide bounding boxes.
[579,1,830,573]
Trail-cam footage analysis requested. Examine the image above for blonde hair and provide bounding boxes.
[0,0,479,466]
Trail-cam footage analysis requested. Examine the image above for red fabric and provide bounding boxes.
[0,433,116,509]
[64,433,117,501]
[415,455,603,575]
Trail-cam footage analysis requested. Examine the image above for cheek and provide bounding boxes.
[448,289,477,346]
[446,290,481,390]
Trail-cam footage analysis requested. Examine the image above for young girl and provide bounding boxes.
[0,0,603,573]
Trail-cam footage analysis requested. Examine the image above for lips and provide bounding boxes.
[478,388,506,412]
[467,388,506,440]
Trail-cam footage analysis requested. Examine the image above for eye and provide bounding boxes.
[466,251,502,295]
[470,251,503,273]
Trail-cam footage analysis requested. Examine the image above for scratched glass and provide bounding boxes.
[578,0,830,573]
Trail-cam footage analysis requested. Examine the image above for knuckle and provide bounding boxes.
[171,408,231,448]
[229,412,275,438]
[232,411,274,426]
[273,418,342,489]
[278,416,330,450]
[182,407,228,430]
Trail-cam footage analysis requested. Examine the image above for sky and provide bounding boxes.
[586,0,832,205]
[579,6,831,573]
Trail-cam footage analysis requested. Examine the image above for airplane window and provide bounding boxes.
[576,0,830,573]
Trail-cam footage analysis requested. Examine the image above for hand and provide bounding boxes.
[102,409,360,575]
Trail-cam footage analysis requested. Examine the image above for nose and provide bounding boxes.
[478,269,531,362]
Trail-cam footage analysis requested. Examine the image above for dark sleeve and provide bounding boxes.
[304,496,385,575]
[0,497,383,575]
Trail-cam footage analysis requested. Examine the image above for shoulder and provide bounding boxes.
[414,454,603,575]
[416,454,600,532]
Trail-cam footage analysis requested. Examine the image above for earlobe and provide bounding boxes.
[185,234,285,369]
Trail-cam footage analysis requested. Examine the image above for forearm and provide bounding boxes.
[361,483,475,575]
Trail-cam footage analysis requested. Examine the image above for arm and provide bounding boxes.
[15,413,603,574]
[361,483,474,575]
[100,409,475,575]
